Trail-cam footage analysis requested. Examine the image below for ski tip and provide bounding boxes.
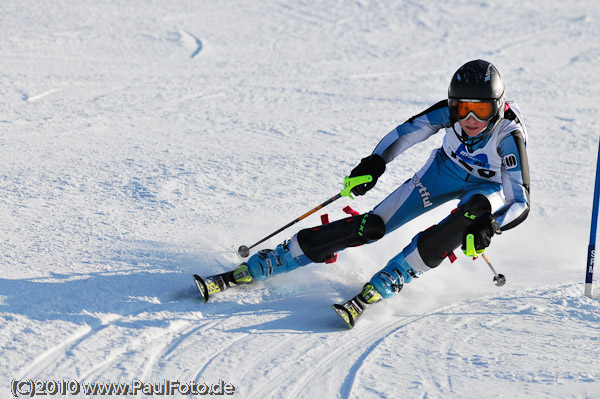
[331,304,355,329]
[193,274,209,303]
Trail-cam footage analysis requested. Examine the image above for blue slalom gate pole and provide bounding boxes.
[585,137,600,298]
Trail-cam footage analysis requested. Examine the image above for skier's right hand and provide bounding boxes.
[461,213,500,257]
[348,154,386,196]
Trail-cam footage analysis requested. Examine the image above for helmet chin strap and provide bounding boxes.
[452,115,502,147]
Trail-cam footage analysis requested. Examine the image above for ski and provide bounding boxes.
[193,264,253,303]
[332,296,366,329]
[332,283,382,329]
[193,272,233,303]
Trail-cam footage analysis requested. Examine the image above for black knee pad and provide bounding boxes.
[417,195,492,268]
[297,213,385,263]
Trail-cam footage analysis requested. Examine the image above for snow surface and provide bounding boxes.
[1,0,600,398]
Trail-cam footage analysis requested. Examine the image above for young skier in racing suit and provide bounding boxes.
[233,59,530,321]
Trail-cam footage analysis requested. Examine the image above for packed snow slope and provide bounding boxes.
[2,0,600,398]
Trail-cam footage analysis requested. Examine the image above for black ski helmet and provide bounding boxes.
[448,59,505,121]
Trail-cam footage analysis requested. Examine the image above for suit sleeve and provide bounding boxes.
[373,100,451,163]
[493,130,530,231]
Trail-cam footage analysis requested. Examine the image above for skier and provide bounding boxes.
[200,59,530,326]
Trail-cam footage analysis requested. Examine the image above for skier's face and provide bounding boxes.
[459,116,489,137]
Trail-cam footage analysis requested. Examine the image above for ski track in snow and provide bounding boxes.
[15,302,168,381]
[23,89,63,103]
[179,30,203,59]
[2,0,600,398]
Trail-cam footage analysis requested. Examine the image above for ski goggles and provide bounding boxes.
[449,99,499,122]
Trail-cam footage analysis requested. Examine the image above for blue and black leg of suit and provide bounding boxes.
[369,194,493,298]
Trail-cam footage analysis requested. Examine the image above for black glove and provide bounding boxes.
[461,213,501,256]
[349,154,386,196]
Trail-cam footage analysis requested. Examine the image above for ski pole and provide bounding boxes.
[481,253,506,287]
[237,175,373,258]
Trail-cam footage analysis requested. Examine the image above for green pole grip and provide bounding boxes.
[463,233,485,258]
[340,175,373,199]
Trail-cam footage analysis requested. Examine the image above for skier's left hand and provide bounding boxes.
[348,154,386,196]
[462,213,500,257]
